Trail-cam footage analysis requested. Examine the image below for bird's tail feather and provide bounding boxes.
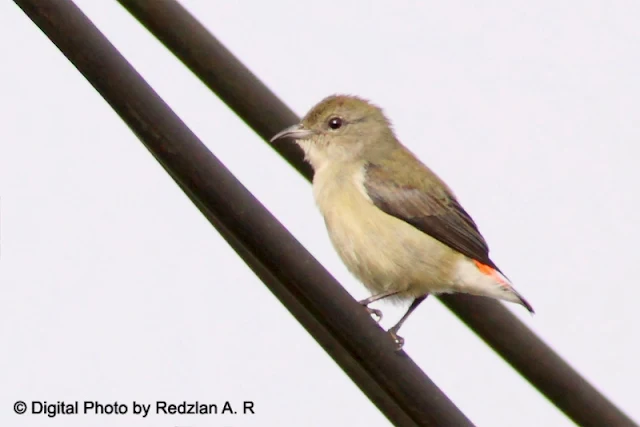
[466,259,535,314]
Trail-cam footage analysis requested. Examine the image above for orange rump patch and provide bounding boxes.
[473,260,509,286]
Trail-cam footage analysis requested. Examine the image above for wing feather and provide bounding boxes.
[364,161,499,271]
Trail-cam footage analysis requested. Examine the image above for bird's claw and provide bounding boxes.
[389,329,405,351]
[364,306,383,322]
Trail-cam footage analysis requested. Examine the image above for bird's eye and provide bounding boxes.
[328,117,343,130]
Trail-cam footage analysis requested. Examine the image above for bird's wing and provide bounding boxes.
[363,160,499,271]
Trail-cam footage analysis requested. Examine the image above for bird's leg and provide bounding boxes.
[359,290,401,305]
[358,290,400,322]
[389,294,429,350]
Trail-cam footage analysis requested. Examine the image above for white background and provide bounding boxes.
[1,1,638,426]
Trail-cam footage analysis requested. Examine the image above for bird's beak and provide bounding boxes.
[270,124,315,143]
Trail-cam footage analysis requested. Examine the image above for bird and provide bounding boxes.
[270,95,533,349]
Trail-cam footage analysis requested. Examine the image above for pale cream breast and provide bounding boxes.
[312,163,460,297]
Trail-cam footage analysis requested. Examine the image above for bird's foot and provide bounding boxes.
[364,305,383,322]
[389,327,405,351]
[358,299,383,322]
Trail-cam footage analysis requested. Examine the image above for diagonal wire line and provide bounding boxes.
[12,0,477,425]
[110,1,637,426]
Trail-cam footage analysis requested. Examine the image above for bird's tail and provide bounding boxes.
[459,259,535,313]
[507,286,535,314]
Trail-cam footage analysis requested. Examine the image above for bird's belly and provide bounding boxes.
[322,199,457,297]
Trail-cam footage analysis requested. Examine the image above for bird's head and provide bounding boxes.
[271,95,396,170]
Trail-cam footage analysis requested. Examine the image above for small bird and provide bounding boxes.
[271,95,533,349]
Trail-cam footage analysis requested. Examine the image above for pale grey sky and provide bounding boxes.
[1,1,638,426]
